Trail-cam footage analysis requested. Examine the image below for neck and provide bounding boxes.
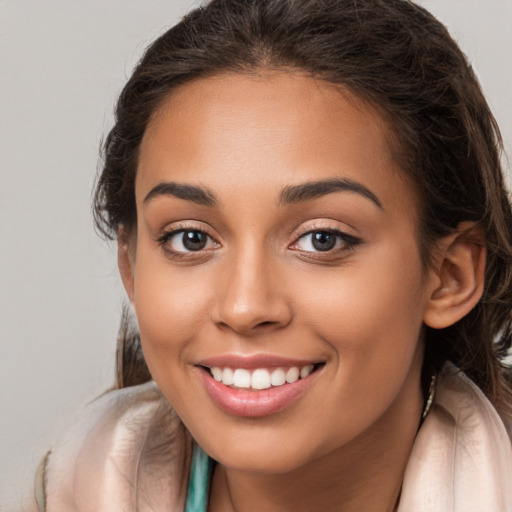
[209,372,423,512]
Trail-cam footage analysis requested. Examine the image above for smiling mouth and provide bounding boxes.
[204,363,324,390]
[198,361,325,417]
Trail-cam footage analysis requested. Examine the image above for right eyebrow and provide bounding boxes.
[143,181,217,207]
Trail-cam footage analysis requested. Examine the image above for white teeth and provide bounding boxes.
[209,364,316,389]
[270,368,286,386]
[211,367,222,382]
[233,369,251,388]
[285,367,300,383]
[251,369,271,390]
[222,367,234,385]
[300,365,314,378]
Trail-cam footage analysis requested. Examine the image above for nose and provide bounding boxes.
[211,249,293,335]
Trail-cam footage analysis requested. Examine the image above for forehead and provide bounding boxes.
[137,72,413,214]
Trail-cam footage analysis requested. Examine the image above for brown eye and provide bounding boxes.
[294,230,343,252]
[311,231,337,251]
[161,229,217,253]
[181,231,208,251]
[291,229,362,256]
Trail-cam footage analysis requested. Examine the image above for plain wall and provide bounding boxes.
[1,1,511,510]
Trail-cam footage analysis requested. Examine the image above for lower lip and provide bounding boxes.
[198,367,319,417]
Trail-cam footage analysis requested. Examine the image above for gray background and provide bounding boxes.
[1,1,511,510]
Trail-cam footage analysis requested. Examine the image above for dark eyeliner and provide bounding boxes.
[290,226,363,260]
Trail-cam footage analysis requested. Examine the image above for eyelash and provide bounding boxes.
[156,224,362,260]
[156,224,219,259]
[290,226,362,259]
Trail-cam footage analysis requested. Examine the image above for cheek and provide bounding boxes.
[131,245,213,374]
[283,243,427,448]
[296,238,426,376]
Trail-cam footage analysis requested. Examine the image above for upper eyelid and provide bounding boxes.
[290,222,363,249]
[289,231,362,260]
[292,229,358,245]
[159,227,213,240]
[158,231,219,252]
[157,222,217,240]
[155,219,359,244]
[157,228,220,257]
[292,220,358,239]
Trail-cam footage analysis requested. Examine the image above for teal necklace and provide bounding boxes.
[184,443,214,512]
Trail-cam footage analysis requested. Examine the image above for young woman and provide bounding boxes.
[36,0,512,510]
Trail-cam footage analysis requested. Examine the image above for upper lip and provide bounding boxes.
[197,354,322,369]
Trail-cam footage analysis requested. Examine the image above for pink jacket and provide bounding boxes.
[37,365,512,511]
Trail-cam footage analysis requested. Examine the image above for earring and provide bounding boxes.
[422,374,437,420]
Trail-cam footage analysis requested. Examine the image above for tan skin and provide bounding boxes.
[119,72,486,512]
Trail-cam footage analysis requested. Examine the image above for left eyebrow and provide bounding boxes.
[279,178,383,208]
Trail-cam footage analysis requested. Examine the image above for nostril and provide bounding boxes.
[212,292,293,334]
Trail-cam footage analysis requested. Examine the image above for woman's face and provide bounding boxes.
[126,72,438,473]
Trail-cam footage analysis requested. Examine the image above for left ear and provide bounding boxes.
[423,221,486,329]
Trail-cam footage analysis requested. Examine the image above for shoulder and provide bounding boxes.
[41,382,192,512]
[399,364,512,511]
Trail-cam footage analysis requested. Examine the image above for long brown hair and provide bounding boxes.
[94,0,512,420]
